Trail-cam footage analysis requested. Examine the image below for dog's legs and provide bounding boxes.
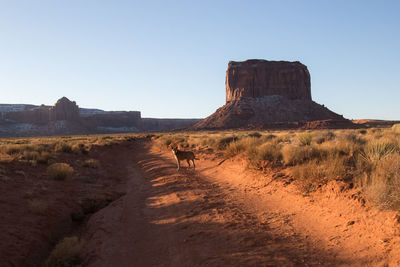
[176,159,180,171]
[186,159,191,168]
[192,159,195,169]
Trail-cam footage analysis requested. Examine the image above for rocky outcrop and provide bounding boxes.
[193,59,351,130]
[226,60,311,102]
[0,97,199,136]
[50,97,79,121]
[4,97,79,124]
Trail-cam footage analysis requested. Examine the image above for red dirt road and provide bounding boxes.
[82,141,400,266]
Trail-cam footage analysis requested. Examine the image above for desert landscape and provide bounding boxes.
[2,1,400,266]
[1,59,400,266]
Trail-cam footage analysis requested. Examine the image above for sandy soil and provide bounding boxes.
[0,143,133,266]
[82,140,400,266]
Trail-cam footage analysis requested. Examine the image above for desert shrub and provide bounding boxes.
[200,137,216,147]
[358,129,367,135]
[225,141,246,157]
[314,131,336,144]
[359,154,400,210]
[264,134,277,140]
[392,124,400,134]
[215,136,238,150]
[54,142,72,153]
[298,132,312,146]
[37,152,52,165]
[342,132,366,145]
[281,144,325,165]
[28,199,47,215]
[47,163,74,181]
[71,143,84,154]
[246,142,282,167]
[248,132,262,138]
[23,151,39,161]
[83,159,100,169]
[359,141,395,164]
[44,236,82,267]
[225,137,261,158]
[291,155,348,193]
[4,145,22,155]
[158,135,187,148]
[328,138,363,159]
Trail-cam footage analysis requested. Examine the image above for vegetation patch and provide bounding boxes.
[83,159,100,169]
[47,163,74,181]
[44,236,82,267]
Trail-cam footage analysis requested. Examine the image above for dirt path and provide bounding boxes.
[82,141,400,266]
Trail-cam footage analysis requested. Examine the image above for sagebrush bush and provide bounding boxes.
[54,142,72,153]
[248,132,262,138]
[23,151,39,161]
[298,132,312,146]
[291,155,348,193]
[47,163,74,180]
[281,144,325,165]
[44,236,81,267]
[360,154,400,209]
[392,124,400,134]
[4,145,22,155]
[225,141,245,157]
[215,136,238,150]
[37,152,52,164]
[314,131,336,144]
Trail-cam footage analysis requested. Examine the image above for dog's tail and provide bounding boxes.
[194,157,199,160]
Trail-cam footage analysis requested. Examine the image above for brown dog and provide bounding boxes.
[171,146,197,171]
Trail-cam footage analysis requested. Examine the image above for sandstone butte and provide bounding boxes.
[193,59,353,130]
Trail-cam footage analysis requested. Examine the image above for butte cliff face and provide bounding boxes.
[226,60,311,102]
[193,59,350,129]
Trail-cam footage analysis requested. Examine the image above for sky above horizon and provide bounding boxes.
[1,0,399,119]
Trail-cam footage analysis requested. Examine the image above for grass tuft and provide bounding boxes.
[47,163,74,181]
[44,236,82,267]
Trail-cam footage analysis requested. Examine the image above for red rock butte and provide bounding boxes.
[193,59,352,130]
[226,60,311,102]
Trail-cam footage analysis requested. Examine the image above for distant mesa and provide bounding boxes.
[0,97,199,136]
[193,59,351,129]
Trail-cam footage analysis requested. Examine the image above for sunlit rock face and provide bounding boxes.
[193,59,350,130]
[225,59,311,102]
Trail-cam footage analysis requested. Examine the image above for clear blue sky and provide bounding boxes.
[1,0,399,119]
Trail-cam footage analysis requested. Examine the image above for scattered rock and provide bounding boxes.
[347,220,355,226]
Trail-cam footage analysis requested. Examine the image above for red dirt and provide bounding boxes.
[0,142,134,266]
[81,141,400,266]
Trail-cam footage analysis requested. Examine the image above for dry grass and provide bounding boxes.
[54,142,72,153]
[392,124,400,134]
[298,132,312,146]
[47,163,74,181]
[44,236,82,267]
[359,154,400,209]
[83,159,100,169]
[1,130,400,211]
[151,128,400,210]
